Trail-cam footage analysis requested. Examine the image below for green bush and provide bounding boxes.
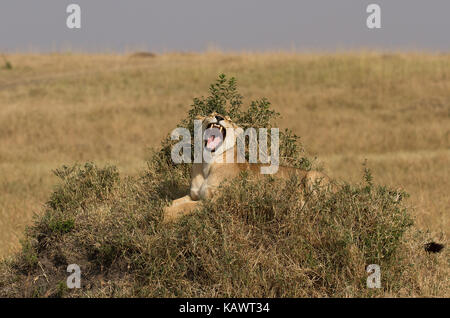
[1,54,12,70]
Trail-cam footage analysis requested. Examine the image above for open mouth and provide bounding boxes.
[204,123,226,152]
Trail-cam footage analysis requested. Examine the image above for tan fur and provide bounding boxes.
[163,113,330,222]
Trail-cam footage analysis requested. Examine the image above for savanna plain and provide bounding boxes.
[0,51,448,297]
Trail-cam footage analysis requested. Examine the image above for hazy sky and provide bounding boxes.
[1,0,449,52]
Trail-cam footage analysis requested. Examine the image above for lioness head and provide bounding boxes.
[200,112,241,157]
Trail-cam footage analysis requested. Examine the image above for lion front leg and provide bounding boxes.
[163,195,200,223]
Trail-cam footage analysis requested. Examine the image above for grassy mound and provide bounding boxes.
[0,75,446,297]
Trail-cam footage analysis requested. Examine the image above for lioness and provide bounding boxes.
[163,113,331,222]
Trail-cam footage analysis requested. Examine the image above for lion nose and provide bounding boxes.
[215,115,224,121]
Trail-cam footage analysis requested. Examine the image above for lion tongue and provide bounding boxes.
[206,135,221,150]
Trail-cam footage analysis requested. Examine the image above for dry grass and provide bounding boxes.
[0,51,448,297]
